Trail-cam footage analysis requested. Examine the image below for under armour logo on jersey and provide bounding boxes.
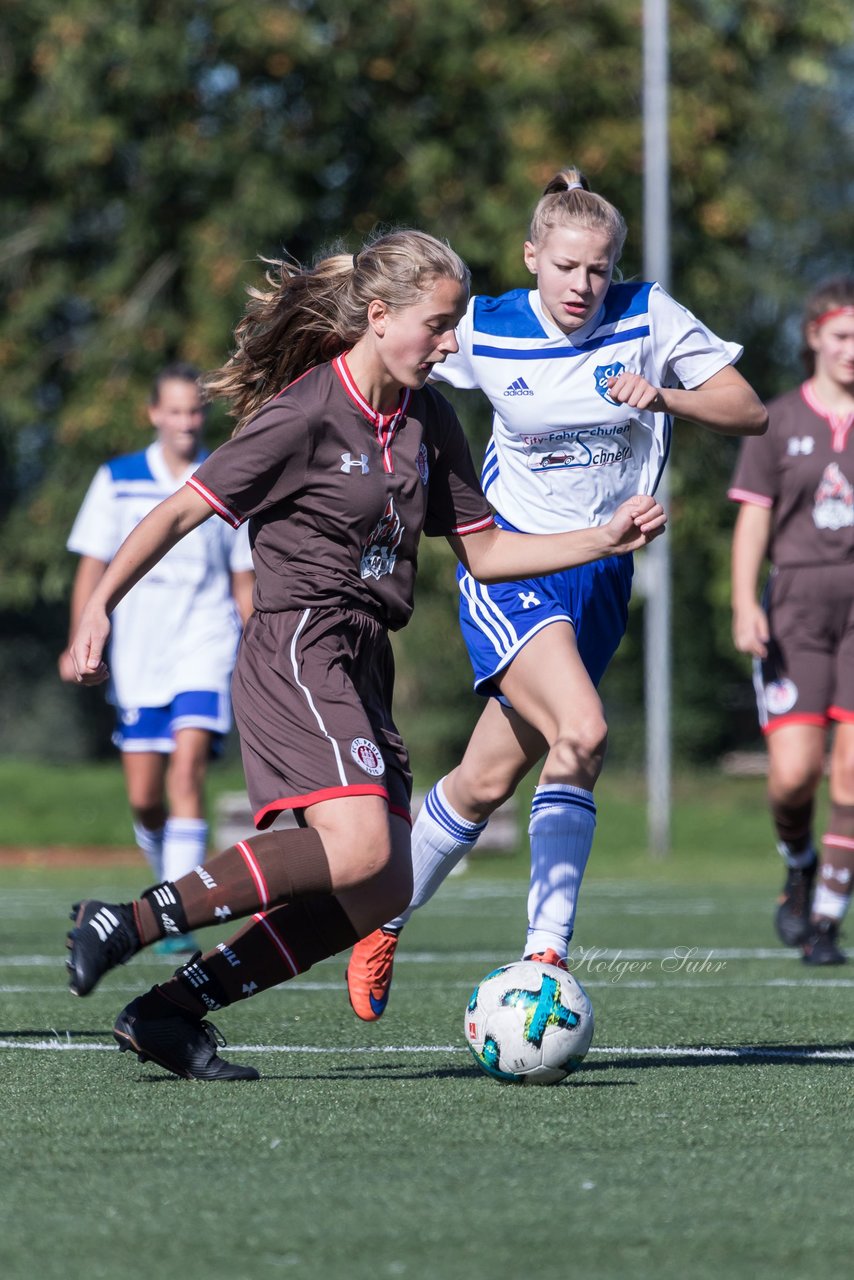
[242,981,259,997]
[341,452,370,474]
[518,591,541,609]
[787,436,815,456]
[214,905,232,920]
[504,377,534,397]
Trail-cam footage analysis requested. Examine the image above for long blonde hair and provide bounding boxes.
[529,166,627,261]
[205,229,470,432]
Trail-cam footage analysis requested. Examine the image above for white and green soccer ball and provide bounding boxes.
[464,959,594,1085]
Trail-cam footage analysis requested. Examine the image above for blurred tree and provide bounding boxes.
[0,0,851,761]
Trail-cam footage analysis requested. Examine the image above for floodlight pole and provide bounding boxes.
[643,0,672,855]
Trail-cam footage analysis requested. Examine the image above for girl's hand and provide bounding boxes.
[57,649,78,683]
[70,607,112,685]
[732,601,770,659]
[606,371,666,412]
[603,495,667,554]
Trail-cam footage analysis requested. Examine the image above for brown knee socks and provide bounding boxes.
[770,797,815,855]
[133,828,332,945]
[147,895,360,1018]
[814,802,854,920]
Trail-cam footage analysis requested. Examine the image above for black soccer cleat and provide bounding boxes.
[774,858,817,948]
[66,899,141,996]
[801,917,847,967]
[113,997,259,1081]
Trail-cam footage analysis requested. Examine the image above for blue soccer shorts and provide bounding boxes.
[112,690,232,754]
[456,552,633,699]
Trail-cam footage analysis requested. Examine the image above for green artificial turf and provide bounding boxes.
[1,852,851,1280]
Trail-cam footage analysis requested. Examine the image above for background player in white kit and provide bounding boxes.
[347,167,767,1020]
[59,364,254,953]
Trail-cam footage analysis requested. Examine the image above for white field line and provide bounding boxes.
[4,976,854,997]
[1,1039,853,1062]
[0,947,809,968]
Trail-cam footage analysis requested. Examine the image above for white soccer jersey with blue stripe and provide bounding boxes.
[67,441,253,707]
[432,282,741,534]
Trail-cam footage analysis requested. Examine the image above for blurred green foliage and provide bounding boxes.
[1,0,852,764]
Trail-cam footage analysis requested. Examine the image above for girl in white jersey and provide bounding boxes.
[347,168,767,1021]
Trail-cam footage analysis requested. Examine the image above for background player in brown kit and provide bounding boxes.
[65,228,666,1081]
[730,276,854,964]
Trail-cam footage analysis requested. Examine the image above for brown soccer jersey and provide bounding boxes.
[187,356,494,822]
[188,355,494,630]
[729,383,854,567]
[730,382,854,731]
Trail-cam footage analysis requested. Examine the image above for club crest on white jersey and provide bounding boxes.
[594,362,625,404]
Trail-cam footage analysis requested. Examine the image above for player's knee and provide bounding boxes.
[453,765,514,819]
[770,761,821,804]
[341,824,395,887]
[129,800,166,828]
[549,714,608,778]
[165,762,206,809]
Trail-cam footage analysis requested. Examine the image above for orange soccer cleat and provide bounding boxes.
[526,947,568,971]
[346,927,400,1021]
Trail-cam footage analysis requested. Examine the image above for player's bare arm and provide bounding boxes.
[731,501,773,658]
[607,364,768,436]
[58,555,108,682]
[70,486,214,684]
[230,570,256,624]
[449,494,666,584]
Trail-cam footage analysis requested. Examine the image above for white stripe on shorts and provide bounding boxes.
[459,573,519,656]
[289,609,348,786]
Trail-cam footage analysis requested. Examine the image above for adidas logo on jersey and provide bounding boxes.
[503,377,534,397]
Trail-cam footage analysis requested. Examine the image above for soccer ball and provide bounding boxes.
[464,959,594,1085]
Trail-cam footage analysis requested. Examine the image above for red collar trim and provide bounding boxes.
[332,353,411,428]
[801,380,854,453]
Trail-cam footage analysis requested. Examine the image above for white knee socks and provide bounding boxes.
[387,777,487,931]
[162,817,208,884]
[133,822,164,880]
[525,784,596,958]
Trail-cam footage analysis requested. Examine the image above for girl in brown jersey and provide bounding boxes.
[64,228,665,1080]
[730,276,854,965]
